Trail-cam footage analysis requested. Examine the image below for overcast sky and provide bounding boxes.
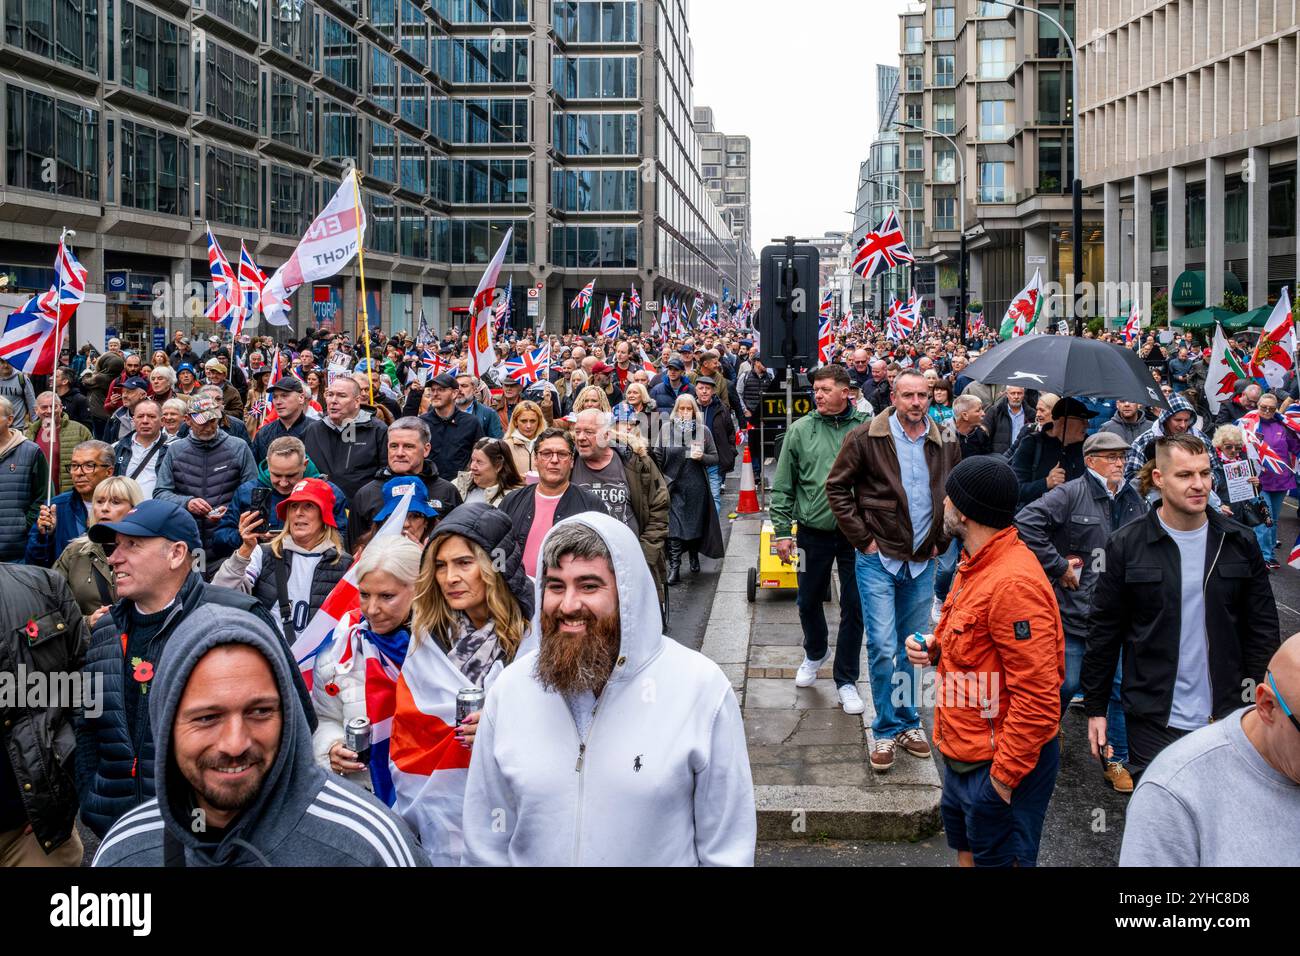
[688,0,911,254]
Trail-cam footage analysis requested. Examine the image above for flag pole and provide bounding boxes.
[46,227,74,506]
[348,169,375,407]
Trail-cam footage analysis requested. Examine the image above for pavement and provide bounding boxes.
[700,513,944,845]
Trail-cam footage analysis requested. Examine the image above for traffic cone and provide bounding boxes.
[737,438,760,514]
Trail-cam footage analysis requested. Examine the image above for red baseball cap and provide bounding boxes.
[276,478,337,528]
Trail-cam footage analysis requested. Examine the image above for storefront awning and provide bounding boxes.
[1221,306,1272,332]
[1170,270,1243,310]
[1171,307,1237,330]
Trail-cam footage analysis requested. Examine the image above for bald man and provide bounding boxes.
[1119,633,1300,866]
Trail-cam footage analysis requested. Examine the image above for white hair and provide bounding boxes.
[354,536,423,584]
[574,408,613,431]
[150,365,177,387]
[953,394,983,417]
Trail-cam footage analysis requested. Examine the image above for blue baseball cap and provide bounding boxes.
[177,363,196,376]
[89,499,201,550]
[374,477,441,523]
[122,376,149,391]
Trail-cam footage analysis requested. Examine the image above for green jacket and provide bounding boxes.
[769,406,870,538]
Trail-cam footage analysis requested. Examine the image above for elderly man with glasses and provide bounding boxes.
[1016,431,1149,793]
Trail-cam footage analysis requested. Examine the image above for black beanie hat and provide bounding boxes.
[945,456,1020,531]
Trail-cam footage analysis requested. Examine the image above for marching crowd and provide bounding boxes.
[1,317,1297,868]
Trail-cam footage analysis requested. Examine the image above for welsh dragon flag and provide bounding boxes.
[1205,323,1249,416]
[1004,269,1045,339]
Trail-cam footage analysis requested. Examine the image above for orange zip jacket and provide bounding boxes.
[932,526,1065,789]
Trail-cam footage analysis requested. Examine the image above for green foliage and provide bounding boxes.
[1221,291,1248,314]
[1150,290,1168,328]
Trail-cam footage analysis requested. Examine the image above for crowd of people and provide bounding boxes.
[2,316,1296,868]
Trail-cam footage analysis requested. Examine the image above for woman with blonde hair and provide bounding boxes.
[391,503,533,863]
[212,477,352,642]
[52,475,144,619]
[572,384,610,416]
[654,393,724,584]
[1212,424,1272,560]
[613,381,654,442]
[503,399,545,475]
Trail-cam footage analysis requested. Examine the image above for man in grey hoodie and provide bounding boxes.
[91,605,430,867]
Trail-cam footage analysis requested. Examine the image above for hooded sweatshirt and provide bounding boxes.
[1124,394,1224,490]
[90,604,430,866]
[461,511,756,867]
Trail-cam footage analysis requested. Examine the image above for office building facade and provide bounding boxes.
[0,0,737,351]
[693,105,755,304]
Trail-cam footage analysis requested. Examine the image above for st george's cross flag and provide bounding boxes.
[1248,287,1295,389]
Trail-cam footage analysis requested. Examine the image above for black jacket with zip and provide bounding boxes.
[75,571,316,838]
[1081,507,1279,725]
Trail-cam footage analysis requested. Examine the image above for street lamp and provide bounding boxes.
[987,0,1083,335]
[896,120,967,345]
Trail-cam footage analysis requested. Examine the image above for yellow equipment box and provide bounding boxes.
[748,520,800,602]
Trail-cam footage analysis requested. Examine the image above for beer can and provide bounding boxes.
[456,687,486,725]
[345,716,372,766]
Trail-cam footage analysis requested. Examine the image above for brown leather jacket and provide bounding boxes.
[825,409,961,561]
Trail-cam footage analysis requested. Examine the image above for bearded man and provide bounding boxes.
[461,513,756,866]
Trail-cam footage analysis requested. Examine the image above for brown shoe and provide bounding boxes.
[869,737,896,772]
[896,727,932,759]
[1105,762,1134,793]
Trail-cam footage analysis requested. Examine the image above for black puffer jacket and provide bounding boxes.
[428,502,534,620]
[0,565,89,854]
[249,544,354,642]
[75,571,316,837]
[153,429,257,559]
[301,411,388,499]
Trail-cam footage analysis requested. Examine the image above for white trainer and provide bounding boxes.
[794,653,829,688]
[838,684,866,715]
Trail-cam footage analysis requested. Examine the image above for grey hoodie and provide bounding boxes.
[92,604,430,867]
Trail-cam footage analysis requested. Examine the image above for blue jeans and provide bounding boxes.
[935,539,960,603]
[1063,634,1128,764]
[1263,490,1287,554]
[706,465,722,514]
[855,551,934,738]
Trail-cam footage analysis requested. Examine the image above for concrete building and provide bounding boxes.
[896,0,1098,326]
[694,105,755,303]
[1079,0,1300,325]
[0,0,738,351]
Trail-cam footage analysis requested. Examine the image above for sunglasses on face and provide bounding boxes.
[1267,671,1300,736]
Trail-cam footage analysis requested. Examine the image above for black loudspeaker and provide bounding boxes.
[757,243,820,372]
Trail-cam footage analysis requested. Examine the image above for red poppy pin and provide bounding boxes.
[324,682,340,697]
[132,658,154,683]
[24,619,38,642]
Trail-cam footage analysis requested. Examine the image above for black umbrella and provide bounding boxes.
[963,335,1169,409]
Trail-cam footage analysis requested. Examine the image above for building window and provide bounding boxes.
[933,54,955,87]
[1224,178,1247,245]
[267,164,309,236]
[205,42,259,132]
[368,121,396,184]
[1186,184,1206,250]
[399,134,427,195]
[270,0,317,70]
[1038,137,1066,193]
[369,48,397,113]
[1036,2,1075,59]
[116,119,188,214]
[977,38,1013,79]
[978,162,1008,203]
[978,100,1011,140]
[400,67,428,128]
[551,167,638,211]
[906,101,923,125]
[553,1,639,44]
[904,24,922,53]
[202,0,259,39]
[934,99,955,135]
[934,195,956,231]
[453,36,531,83]
[905,64,923,92]
[549,224,638,268]
[448,0,529,23]
[933,0,955,39]
[266,73,315,153]
[323,16,360,91]
[447,158,530,204]
[204,145,257,228]
[321,100,358,164]
[3,0,99,73]
[553,110,637,154]
[1270,168,1297,239]
[440,97,530,144]
[119,3,190,107]
[935,146,956,184]
[399,0,429,66]
[369,193,396,253]
[553,54,637,99]
[5,87,99,199]
[440,218,530,263]
[1151,195,1168,252]
[905,141,923,170]
[400,206,427,259]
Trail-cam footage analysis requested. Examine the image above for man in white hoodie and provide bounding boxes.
[462,512,756,866]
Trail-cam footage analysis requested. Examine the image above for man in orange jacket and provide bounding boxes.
[907,456,1065,867]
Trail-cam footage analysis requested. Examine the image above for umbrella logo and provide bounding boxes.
[1148,387,1160,401]
[1006,371,1047,384]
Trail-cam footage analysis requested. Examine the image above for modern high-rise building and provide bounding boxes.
[694,105,755,303]
[0,0,738,351]
[1079,1,1300,324]
[894,0,1099,326]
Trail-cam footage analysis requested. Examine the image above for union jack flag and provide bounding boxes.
[852,209,914,281]
[495,277,513,331]
[421,349,451,377]
[1123,300,1141,345]
[205,225,241,332]
[818,316,834,366]
[1240,412,1294,475]
[629,286,641,316]
[1289,530,1300,570]
[0,240,87,374]
[503,341,550,385]
[571,279,595,312]
[238,242,268,327]
[599,296,621,339]
[820,291,834,319]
